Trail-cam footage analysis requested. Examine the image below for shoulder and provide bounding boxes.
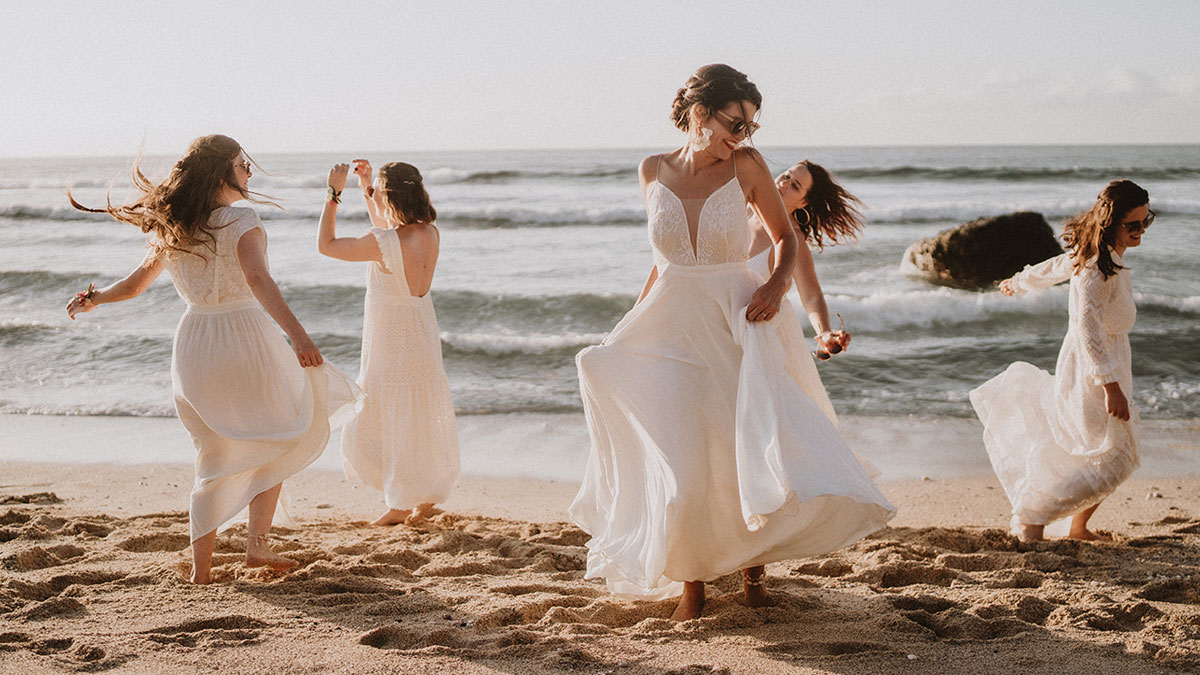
[214,206,263,233]
[733,147,770,178]
[638,153,665,185]
[397,223,440,248]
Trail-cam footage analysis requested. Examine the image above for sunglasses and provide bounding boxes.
[1121,209,1155,234]
[234,160,252,173]
[714,109,760,139]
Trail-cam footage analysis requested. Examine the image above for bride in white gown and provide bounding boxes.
[970,180,1151,542]
[570,65,894,620]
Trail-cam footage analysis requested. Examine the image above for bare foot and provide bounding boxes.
[371,508,413,526]
[180,562,212,585]
[245,535,298,571]
[742,565,769,607]
[405,503,436,526]
[1017,523,1045,543]
[671,581,705,621]
[1068,528,1113,541]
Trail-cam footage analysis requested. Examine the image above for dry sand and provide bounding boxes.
[1,462,1198,674]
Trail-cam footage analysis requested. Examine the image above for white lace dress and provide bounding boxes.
[340,227,459,509]
[570,163,894,600]
[161,206,363,542]
[969,251,1139,526]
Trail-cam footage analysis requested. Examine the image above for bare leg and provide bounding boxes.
[742,565,769,607]
[190,530,216,584]
[1017,523,1045,542]
[245,483,298,571]
[371,508,413,526]
[405,502,436,526]
[1068,503,1112,541]
[671,581,705,621]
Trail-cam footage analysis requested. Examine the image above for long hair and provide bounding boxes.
[377,162,436,225]
[67,134,271,260]
[670,64,762,132]
[793,160,865,250]
[1062,179,1148,279]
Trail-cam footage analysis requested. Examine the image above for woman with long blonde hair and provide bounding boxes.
[66,134,362,583]
[971,179,1152,542]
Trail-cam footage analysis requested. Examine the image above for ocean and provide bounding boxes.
[2,145,1198,425]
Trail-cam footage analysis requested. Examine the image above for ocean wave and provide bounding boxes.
[837,165,1200,182]
[441,331,605,357]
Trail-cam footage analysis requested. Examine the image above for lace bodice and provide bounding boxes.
[647,177,751,267]
[1010,251,1136,384]
[160,206,262,306]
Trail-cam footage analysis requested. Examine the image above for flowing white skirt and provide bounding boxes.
[570,262,894,599]
[173,300,363,541]
[341,293,459,509]
[970,330,1139,526]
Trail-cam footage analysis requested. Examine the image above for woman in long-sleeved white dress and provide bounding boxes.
[970,179,1152,542]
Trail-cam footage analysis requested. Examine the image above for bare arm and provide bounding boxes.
[739,149,799,323]
[237,227,323,368]
[66,249,164,319]
[316,163,383,263]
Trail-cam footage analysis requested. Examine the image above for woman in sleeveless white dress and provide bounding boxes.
[970,180,1150,542]
[570,65,893,620]
[66,135,362,583]
[316,160,459,527]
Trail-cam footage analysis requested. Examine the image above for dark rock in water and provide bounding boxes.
[902,211,1064,289]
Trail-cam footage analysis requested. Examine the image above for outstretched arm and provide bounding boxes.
[66,249,164,319]
[317,163,384,263]
[237,227,323,368]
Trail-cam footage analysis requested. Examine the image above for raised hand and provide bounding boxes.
[352,159,373,190]
[328,163,350,192]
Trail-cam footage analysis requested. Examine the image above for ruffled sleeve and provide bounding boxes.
[369,227,403,276]
[1075,263,1120,385]
[1008,252,1073,294]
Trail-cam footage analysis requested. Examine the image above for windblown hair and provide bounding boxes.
[670,64,762,132]
[1061,179,1148,279]
[67,134,271,260]
[377,162,436,225]
[793,160,865,250]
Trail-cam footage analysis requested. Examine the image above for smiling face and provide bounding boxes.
[1113,202,1151,252]
[694,100,759,160]
[775,162,813,211]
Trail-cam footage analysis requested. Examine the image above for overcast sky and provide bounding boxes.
[3,0,1198,157]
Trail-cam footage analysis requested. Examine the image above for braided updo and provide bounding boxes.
[670,64,762,131]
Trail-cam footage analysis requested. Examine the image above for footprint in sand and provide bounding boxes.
[0,492,62,505]
[116,532,191,553]
[141,615,267,648]
[2,543,86,571]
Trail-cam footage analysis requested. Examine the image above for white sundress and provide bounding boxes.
[569,160,894,600]
[969,251,1140,526]
[339,227,460,510]
[161,206,363,542]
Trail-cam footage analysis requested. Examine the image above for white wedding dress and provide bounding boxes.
[570,159,894,600]
[340,227,460,509]
[970,251,1139,526]
[162,206,363,542]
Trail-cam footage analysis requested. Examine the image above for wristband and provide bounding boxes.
[326,186,342,204]
[77,282,95,301]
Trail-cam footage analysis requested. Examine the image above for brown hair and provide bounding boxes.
[793,160,865,250]
[67,134,272,260]
[377,162,436,225]
[670,64,762,132]
[1062,179,1148,279]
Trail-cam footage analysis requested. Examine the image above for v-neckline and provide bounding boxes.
[653,176,738,259]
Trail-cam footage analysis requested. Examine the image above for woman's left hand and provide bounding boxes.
[328,163,350,192]
[746,282,784,322]
[66,293,95,319]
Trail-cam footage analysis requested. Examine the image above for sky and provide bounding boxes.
[2,0,1198,157]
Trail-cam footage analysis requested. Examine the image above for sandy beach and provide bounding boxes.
[2,413,1199,674]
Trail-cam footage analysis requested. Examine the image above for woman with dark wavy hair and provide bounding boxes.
[971,179,1151,542]
[746,160,865,355]
[66,135,362,583]
[570,65,893,620]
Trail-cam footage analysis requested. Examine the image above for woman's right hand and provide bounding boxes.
[328,164,350,192]
[352,159,373,190]
[998,278,1016,296]
[1103,382,1130,421]
[291,332,324,368]
[66,293,95,319]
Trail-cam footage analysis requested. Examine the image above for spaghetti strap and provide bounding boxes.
[654,154,663,183]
